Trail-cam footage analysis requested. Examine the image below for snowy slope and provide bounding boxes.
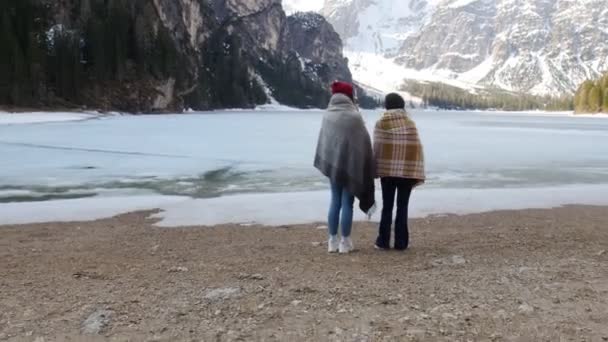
[288,0,608,95]
[282,0,324,14]
[320,0,443,56]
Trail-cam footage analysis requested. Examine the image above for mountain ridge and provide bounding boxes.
[285,0,608,96]
[1,0,373,112]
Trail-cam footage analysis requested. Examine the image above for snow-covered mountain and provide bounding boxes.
[284,0,608,96]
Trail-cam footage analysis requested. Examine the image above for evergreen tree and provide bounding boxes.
[47,28,82,101]
[574,80,594,113]
[601,75,608,112]
[573,74,608,114]
[0,0,190,110]
[202,32,268,108]
[0,10,18,103]
[84,13,109,81]
[133,8,155,78]
[588,85,602,112]
[108,0,130,80]
[403,81,569,111]
[0,0,47,105]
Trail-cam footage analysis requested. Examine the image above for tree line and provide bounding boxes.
[574,73,608,114]
[0,0,371,111]
[0,0,182,110]
[404,82,574,111]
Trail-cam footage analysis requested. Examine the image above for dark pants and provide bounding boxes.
[376,177,418,250]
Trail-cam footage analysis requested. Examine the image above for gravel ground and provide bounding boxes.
[1,206,608,341]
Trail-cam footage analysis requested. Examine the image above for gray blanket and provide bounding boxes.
[314,94,376,214]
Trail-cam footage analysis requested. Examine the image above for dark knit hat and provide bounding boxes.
[385,93,406,110]
[331,81,354,100]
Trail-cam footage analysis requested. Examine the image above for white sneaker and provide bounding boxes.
[339,237,354,254]
[328,236,339,253]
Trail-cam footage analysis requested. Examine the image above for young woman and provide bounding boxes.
[373,93,425,250]
[314,81,375,254]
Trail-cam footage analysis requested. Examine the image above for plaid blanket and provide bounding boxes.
[373,109,425,183]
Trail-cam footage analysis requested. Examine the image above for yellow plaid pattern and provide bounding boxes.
[373,109,425,182]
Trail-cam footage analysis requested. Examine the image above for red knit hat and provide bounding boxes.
[331,81,354,100]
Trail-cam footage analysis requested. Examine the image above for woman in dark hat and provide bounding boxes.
[373,93,425,250]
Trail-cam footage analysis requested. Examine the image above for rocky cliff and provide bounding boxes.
[1,0,366,112]
[317,0,608,96]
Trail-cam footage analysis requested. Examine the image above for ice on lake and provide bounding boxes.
[1,110,608,225]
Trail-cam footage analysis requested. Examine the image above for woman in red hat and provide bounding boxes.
[314,81,376,254]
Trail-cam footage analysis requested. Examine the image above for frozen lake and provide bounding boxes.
[1,110,608,225]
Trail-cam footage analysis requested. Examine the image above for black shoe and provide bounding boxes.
[375,243,390,250]
[394,245,409,251]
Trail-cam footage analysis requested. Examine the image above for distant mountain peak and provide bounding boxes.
[299,0,608,96]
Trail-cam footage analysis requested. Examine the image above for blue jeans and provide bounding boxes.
[328,182,355,237]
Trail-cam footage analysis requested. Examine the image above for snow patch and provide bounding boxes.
[255,103,304,111]
[448,0,479,8]
[346,51,483,95]
[151,185,608,227]
[282,0,325,14]
[253,74,279,105]
[455,57,496,84]
[0,112,100,125]
[0,196,186,225]
[4,185,608,227]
